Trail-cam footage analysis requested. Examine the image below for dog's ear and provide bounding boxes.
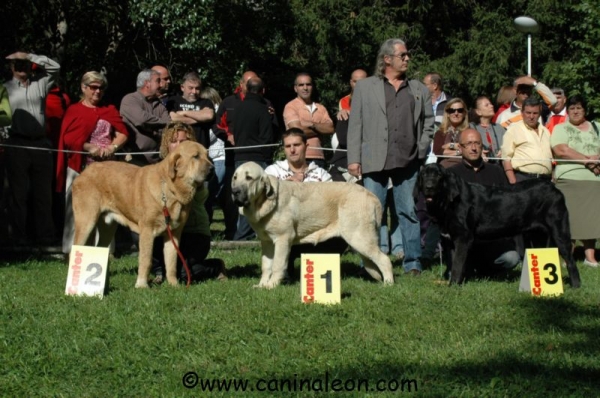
[443,168,461,202]
[263,174,275,198]
[168,153,181,180]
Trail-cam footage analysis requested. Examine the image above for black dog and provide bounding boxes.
[418,164,581,288]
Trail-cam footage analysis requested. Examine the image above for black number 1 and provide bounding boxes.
[543,263,559,285]
[320,270,332,293]
[84,263,103,286]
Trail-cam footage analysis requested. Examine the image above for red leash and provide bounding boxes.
[162,206,192,288]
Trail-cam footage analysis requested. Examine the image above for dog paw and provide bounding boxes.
[166,278,179,287]
[135,280,149,288]
[263,280,281,289]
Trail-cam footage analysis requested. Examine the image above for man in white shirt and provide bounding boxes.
[265,128,332,182]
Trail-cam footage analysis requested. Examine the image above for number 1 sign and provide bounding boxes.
[300,254,341,304]
[65,245,109,298]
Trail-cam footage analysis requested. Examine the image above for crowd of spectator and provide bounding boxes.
[1,38,598,279]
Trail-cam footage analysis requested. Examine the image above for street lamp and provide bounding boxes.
[514,16,539,76]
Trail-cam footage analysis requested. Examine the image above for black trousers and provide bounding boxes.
[5,137,55,242]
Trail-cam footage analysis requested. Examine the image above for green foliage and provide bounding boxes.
[1,0,600,119]
[544,1,600,116]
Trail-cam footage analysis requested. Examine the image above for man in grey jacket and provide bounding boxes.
[347,38,434,275]
[120,69,170,165]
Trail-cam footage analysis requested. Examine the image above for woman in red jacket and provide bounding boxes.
[56,71,129,254]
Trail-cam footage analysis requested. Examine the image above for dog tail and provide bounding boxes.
[373,200,383,229]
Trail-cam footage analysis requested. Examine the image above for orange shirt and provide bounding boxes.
[283,97,333,160]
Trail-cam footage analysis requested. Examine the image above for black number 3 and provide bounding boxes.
[543,263,559,285]
[84,263,103,286]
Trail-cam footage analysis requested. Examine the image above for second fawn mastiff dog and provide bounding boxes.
[72,141,214,288]
[231,161,394,288]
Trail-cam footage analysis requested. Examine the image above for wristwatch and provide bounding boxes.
[532,80,538,88]
[112,144,119,151]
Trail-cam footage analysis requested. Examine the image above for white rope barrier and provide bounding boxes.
[0,141,597,164]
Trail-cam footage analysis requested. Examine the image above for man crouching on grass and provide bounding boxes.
[446,128,521,278]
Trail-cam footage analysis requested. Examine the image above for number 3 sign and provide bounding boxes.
[519,248,564,296]
[300,254,341,304]
[65,245,109,298]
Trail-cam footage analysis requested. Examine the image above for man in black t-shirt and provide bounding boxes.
[167,72,214,148]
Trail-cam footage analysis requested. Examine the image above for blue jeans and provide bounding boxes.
[205,159,226,222]
[363,162,421,272]
[380,188,404,255]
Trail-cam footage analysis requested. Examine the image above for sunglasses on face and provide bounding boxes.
[390,52,410,60]
[86,84,105,92]
[447,108,465,114]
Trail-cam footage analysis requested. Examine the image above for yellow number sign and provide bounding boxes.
[518,248,563,297]
[300,254,341,304]
[65,245,109,298]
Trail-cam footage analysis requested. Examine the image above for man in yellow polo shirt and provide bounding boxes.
[502,97,553,184]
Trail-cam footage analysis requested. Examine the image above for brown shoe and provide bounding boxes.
[405,269,421,277]
[215,259,228,281]
[395,251,405,262]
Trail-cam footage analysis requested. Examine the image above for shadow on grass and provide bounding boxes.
[226,263,261,279]
[0,251,64,266]
[273,296,600,394]
[273,353,598,395]
[286,260,379,284]
[517,297,600,356]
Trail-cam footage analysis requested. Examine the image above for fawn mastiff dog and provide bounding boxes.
[418,163,581,288]
[231,162,394,288]
[72,141,214,288]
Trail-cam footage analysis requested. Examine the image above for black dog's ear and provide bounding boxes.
[443,168,461,202]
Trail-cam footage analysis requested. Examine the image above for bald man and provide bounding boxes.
[214,71,279,240]
[446,128,520,277]
[215,70,277,146]
[151,65,172,103]
[337,69,367,121]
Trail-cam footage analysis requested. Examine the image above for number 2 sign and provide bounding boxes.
[300,254,341,304]
[65,245,109,298]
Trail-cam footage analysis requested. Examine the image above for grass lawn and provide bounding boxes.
[1,224,599,396]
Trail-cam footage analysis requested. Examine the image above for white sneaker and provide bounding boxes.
[583,259,599,267]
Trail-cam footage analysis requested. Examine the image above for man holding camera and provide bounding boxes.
[4,51,60,246]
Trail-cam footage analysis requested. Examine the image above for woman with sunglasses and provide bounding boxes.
[469,95,506,163]
[432,98,469,168]
[56,71,129,254]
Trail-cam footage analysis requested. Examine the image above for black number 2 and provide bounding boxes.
[543,263,559,285]
[84,263,103,286]
[320,270,332,293]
